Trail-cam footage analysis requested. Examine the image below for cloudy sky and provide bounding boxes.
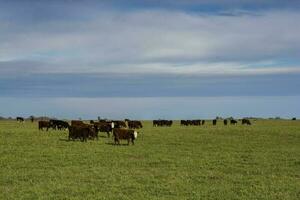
[0,0,300,119]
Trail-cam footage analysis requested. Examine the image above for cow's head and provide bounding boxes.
[111,122,114,129]
[134,131,138,139]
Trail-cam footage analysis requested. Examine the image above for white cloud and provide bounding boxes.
[0,9,299,75]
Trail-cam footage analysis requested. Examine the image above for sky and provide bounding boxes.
[0,0,300,119]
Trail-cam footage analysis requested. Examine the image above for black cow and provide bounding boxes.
[30,116,34,123]
[16,117,24,122]
[213,119,217,126]
[224,119,228,125]
[153,120,173,127]
[230,119,238,125]
[50,120,69,130]
[242,119,251,125]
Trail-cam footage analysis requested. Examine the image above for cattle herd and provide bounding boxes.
[12,116,282,144]
[35,119,142,144]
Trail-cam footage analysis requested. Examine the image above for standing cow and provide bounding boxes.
[212,119,217,126]
[230,119,238,125]
[39,121,51,131]
[242,119,251,125]
[224,119,228,125]
[16,117,24,123]
[113,128,138,145]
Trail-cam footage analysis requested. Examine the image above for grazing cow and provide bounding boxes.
[113,128,137,145]
[153,120,172,127]
[16,117,24,122]
[224,119,228,125]
[213,119,217,126]
[94,122,112,137]
[128,120,143,129]
[181,120,187,126]
[242,119,251,125]
[181,120,201,126]
[50,120,69,130]
[39,121,51,131]
[230,119,238,125]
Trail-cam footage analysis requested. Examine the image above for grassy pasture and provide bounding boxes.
[0,120,299,200]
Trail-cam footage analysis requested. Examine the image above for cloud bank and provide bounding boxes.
[0,7,300,76]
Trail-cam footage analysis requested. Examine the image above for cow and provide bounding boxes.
[153,120,172,127]
[30,116,34,123]
[112,120,127,128]
[213,119,217,126]
[71,120,85,126]
[38,121,51,131]
[181,120,187,126]
[50,119,69,130]
[242,118,251,125]
[224,119,228,125]
[128,120,143,129]
[230,119,238,125]
[16,117,24,122]
[113,128,138,145]
[94,122,112,137]
[202,120,205,125]
[181,120,201,126]
[69,123,98,141]
[292,117,296,121]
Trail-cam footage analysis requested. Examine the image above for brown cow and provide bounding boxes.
[113,128,137,145]
[39,121,50,131]
[71,120,85,126]
[128,120,143,129]
[94,122,112,137]
[70,121,98,140]
[68,124,97,141]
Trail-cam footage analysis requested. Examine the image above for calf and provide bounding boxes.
[113,128,137,145]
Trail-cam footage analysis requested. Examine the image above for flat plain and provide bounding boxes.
[0,120,299,200]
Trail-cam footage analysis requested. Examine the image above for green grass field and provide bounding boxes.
[0,120,299,199]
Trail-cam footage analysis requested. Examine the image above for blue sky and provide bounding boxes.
[0,0,300,119]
